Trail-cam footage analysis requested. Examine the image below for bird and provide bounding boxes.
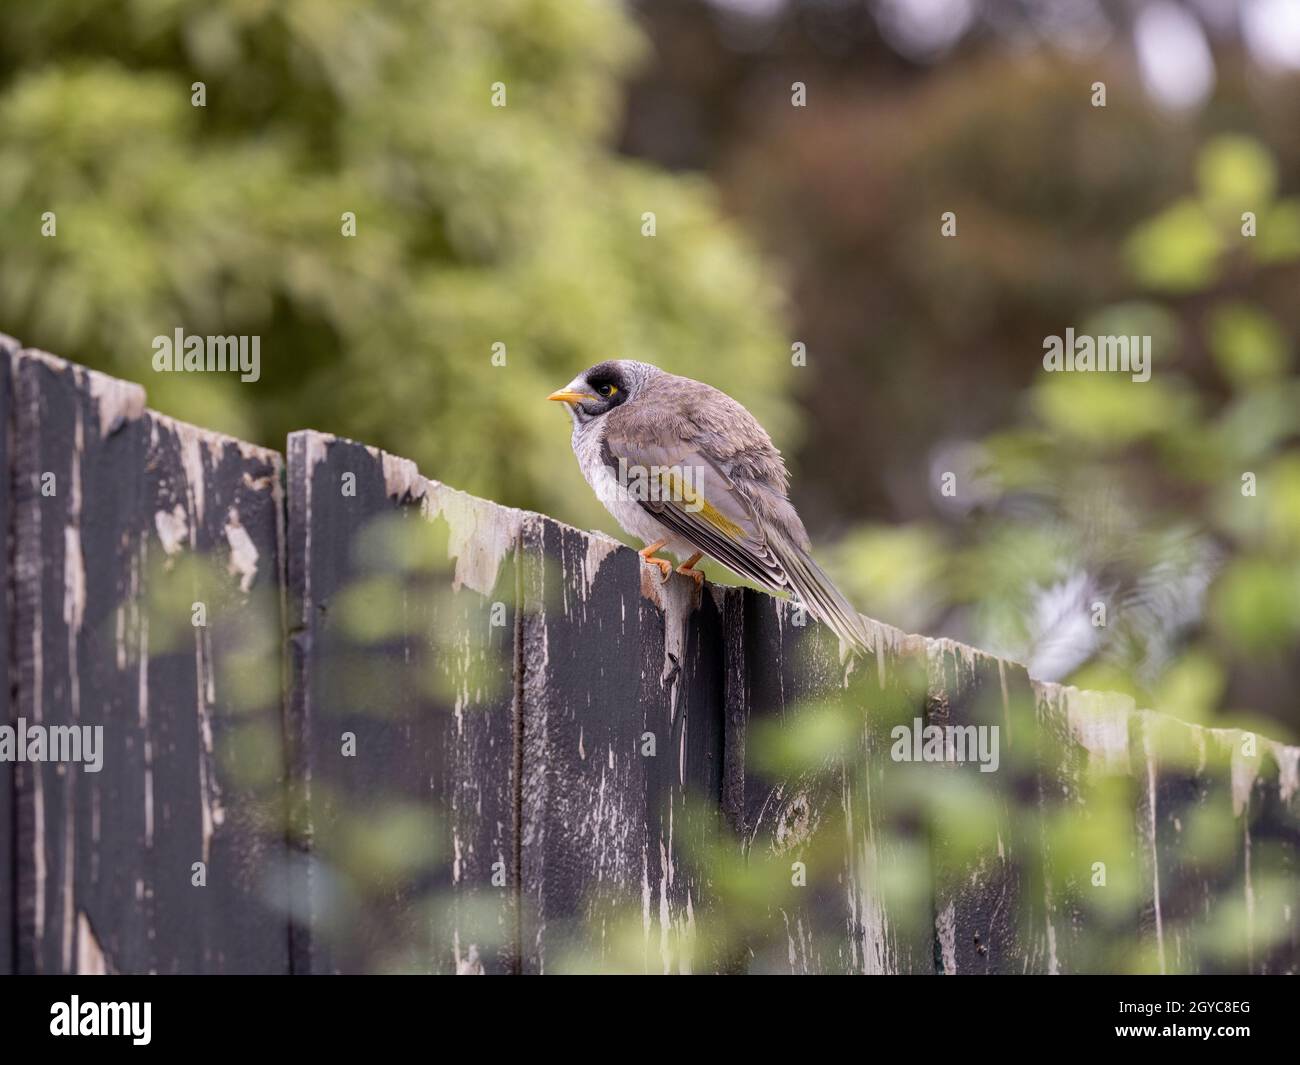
[548,359,873,655]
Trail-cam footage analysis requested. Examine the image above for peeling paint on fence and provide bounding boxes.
[285,431,519,974]
[7,345,287,974]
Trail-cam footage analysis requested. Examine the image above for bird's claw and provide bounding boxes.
[646,557,672,583]
[677,565,704,590]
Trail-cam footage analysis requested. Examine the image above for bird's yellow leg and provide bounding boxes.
[638,539,673,583]
[676,551,704,589]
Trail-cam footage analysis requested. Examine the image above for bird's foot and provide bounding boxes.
[638,540,673,583]
[676,552,705,590]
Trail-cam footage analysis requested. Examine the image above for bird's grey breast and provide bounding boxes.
[571,416,609,488]
[570,406,674,546]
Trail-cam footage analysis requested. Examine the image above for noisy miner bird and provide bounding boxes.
[548,359,873,655]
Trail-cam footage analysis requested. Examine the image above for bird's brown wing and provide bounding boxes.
[603,374,874,654]
[602,373,793,587]
[598,425,788,591]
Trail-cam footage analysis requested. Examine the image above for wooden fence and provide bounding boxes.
[2,338,1298,974]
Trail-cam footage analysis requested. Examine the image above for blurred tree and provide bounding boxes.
[0,0,794,536]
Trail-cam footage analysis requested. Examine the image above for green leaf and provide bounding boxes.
[1197,135,1277,210]
[1207,303,1290,387]
[1125,199,1222,292]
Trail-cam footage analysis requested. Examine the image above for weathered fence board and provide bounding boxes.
[726,591,934,973]
[925,641,1056,973]
[1,346,1298,974]
[518,515,727,973]
[1245,738,1300,973]
[1131,712,1300,974]
[286,431,519,974]
[1029,682,1143,975]
[1034,685,1300,974]
[9,348,288,974]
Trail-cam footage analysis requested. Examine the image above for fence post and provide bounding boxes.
[8,346,288,974]
[517,512,728,973]
[725,590,935,973]
[285,431,520,973]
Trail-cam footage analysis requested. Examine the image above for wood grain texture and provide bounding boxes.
[518,515,727,973]
[1029,682,1144,974]
[1244,737,1300,973]
[925,640,1058,973]
[286,431,518,973]
[1130,712,1300,974]
[1021,685,1300,974]
[10,347,288,974]
[728,590,934,973]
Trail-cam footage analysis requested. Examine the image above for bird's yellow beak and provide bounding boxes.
[547,388,597,405]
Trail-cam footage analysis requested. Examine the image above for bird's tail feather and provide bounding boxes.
[770,537,874,656]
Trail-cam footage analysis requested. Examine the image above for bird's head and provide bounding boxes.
[547,360,657,425]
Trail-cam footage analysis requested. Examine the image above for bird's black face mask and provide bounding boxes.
[548,361,631,423]
[580,365,630,416]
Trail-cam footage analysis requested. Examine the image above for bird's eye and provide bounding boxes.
[596,383,617,398]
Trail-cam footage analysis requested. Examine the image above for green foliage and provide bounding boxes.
[964,136,1300,733]
[1207,302,1290,386]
